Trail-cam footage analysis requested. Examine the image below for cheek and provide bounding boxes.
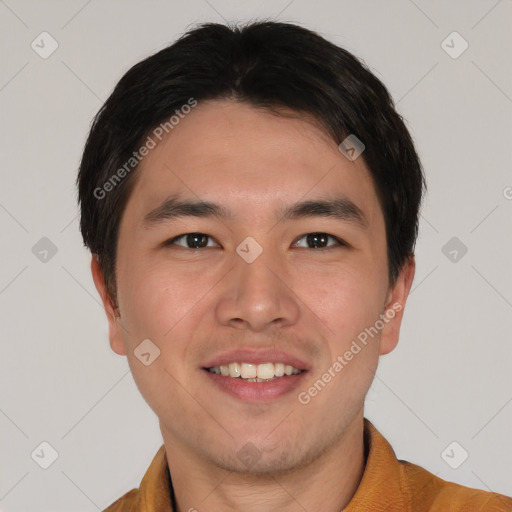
[117,257,199,340]
[115,259,215,382]
[310,265,388,341]
[305,270,384,407]
[115,261,202,414]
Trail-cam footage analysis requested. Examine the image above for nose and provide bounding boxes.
[215,247,300,332]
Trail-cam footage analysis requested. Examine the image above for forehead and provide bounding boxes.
[123,99,381,226]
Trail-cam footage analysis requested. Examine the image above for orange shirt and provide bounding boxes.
[103,419,512,511]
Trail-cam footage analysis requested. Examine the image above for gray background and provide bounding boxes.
[1,0,511,510]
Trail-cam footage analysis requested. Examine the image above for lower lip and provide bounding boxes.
[203,369,307,402]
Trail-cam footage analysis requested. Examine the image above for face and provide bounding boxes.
[92,99,414,474]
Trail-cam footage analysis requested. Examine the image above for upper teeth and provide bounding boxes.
[208,362,302,379]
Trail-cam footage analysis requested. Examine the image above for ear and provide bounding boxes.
[90,255,126,356]
[379,256,416,356]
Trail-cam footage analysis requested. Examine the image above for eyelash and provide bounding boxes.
[164,232,347,250]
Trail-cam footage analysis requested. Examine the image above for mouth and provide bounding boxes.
[201,350,309,402]
[205,362,304,382]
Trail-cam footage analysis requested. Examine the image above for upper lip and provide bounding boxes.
[202,348,311,371]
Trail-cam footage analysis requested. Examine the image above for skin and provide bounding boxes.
[92,99,415,511]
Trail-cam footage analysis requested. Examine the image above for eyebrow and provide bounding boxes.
[142,194,368,229]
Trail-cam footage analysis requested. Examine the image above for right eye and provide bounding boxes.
[164,233,220,249]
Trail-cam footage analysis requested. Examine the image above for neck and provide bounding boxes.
[162,413,366,512]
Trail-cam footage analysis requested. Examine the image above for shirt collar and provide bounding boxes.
[139,418,405,511]
[343,418,407,510]
[138,443,173,512]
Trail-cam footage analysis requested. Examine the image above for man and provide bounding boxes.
[77,21,512,511]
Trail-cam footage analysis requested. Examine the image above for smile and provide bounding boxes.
[207,362,303,381]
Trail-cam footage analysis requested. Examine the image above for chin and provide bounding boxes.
[204,433,325,477]
[213,450,305,476]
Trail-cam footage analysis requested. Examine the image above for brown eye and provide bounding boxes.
[294,233,345,249]
[167,233,217,249]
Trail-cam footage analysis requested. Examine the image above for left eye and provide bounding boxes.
[293,233,345,249]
